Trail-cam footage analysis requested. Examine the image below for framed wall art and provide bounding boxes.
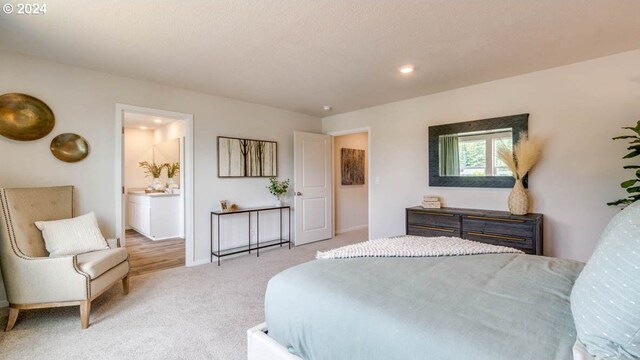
[341,148,365,185]
[217,136,277,177]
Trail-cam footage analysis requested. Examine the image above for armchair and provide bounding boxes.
[0,186,130,330]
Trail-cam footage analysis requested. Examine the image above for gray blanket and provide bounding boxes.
[265,254,584,360]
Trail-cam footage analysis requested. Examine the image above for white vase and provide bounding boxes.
[152,178,164,191]
[275,199,282,207]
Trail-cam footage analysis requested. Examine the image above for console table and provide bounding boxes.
[211,206,291,266]
[406,206,543,255]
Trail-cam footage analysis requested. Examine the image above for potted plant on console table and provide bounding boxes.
[267,177,290,207]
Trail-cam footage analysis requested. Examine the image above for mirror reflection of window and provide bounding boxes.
[439,129,512,177]
[439,134,460,176]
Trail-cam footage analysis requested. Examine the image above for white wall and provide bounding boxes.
[154,120,186,145]
[124,128,154,192]
[123,128,154,228]
[0,53,321,304]
[334,132,368,233]
[323,49,640,262]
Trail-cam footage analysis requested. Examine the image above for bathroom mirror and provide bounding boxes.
[428,114,528,188]
[153,138,180,186]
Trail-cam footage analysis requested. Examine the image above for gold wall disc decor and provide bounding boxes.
[50,133,90,163]
[0,93,55,141]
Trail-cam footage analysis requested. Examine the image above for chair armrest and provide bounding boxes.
[4,255,90,304]
[106,238,121,249]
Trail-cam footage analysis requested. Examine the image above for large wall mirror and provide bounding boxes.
[428,114,529,188]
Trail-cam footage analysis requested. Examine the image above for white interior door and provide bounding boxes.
[294,131,333,245]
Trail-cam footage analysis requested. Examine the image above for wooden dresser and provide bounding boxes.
[405,206,543,255]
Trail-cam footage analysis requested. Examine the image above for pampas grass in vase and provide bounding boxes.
[497,132,542,215]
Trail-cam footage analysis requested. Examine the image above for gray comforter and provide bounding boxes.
[265,253,584,360]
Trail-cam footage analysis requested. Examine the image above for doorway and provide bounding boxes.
[115,104,195,275]
[332,130,370,239]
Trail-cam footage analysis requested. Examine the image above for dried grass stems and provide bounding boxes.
[497,132,541,180]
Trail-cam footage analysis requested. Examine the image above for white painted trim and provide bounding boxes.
[248,323,302,360]
[189,258,212,267]
[115,104,197,267]
[327,127,372,240]
[335,224,368,235]
[327,127,371,137]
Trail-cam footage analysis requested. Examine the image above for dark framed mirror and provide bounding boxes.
[428,113,529,188]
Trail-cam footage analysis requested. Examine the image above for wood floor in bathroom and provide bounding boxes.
[125,229,185,277]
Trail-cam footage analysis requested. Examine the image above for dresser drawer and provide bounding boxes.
[407,206,542,255]
[463,231,534,253]
[407,210,460,228]
[462,216,533,238]
[408,225,460,238]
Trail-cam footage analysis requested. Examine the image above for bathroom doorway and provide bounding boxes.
[115,105,194,276]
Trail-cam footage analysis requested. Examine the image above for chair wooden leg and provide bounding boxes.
[80,300,91,329]
[4,306,18,332]
[122,276,129,295]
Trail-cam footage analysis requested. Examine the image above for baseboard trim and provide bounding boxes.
[0,300,8,308]
[336,225,368,235]
[187,258,211,267]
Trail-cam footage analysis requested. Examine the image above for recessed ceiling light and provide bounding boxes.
[139,126,148,130]
[399,65,415,74]
[323,105,332,111]
[154,119,163,124]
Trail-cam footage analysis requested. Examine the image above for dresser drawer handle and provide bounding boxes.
[412,225,456,233]
[467,232,525,242]
[466,216,525,223]
[412,211,455,217]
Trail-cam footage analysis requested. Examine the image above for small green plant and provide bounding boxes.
[608,120,640,206]
[167,162,180,179]
[266,177,290,200]
[138,161,164,178]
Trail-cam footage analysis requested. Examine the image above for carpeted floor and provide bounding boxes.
[0,229,366,360]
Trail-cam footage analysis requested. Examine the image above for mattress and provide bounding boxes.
[265,253,584,360]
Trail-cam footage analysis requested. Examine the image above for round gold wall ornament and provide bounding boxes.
[50,133,90,163]
[0,93,55,141]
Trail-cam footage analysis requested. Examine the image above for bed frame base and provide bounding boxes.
[247,323,302,360]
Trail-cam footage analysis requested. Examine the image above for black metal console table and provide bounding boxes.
[210,206,291,266]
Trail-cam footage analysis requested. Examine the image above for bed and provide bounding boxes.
[255,253,583,360]
[250,201,640,360]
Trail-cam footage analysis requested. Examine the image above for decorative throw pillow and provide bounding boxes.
[35,212,109,257]
[571,201,640,359]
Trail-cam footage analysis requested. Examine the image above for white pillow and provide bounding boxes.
[35,212,109,257]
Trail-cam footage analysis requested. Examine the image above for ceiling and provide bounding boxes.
[2,1,640,117]
[123,112,177,130]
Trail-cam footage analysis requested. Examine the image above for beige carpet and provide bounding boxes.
[0,229,367,360]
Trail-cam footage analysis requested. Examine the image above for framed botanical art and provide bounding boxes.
[217,136,278,177]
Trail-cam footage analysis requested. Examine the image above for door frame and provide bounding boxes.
[114,104,197,267]
[326,127,372,239]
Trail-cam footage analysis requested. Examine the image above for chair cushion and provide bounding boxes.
[571,201,640,359]
[77,248,129,279]
[35,212,109,257]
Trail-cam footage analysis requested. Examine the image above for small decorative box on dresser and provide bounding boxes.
[406,206,543,255]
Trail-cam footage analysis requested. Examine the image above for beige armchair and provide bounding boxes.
[0,186,130,331]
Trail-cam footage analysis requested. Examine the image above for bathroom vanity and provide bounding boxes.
[128,192,182,240]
